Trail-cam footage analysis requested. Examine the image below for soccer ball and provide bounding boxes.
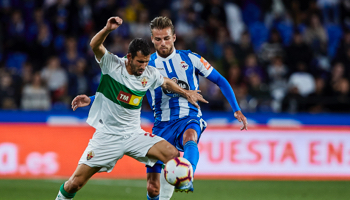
[163,157,193,187]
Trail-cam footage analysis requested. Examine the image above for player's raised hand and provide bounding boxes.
[105,16,123,31]
[71,94,91,111]
[234,110,248,131]
[186,90,209,109]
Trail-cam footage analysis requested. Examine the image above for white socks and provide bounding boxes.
[160,169,175,200]
[55,191,72,200]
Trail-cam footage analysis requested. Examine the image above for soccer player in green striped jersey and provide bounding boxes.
[55,16,207,200]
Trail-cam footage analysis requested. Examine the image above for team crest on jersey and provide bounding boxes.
[141,77,148,87]
[87,150,95,160]
[180,61,188,70]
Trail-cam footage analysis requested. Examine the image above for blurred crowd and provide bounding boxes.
[0,0,350,113]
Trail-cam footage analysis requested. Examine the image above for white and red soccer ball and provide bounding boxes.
[163,157,193,187]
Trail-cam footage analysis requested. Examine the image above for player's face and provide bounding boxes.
[127,51,150,76]
[151,27,176,58]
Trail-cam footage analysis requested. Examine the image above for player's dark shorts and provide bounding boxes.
[146,116,207,173]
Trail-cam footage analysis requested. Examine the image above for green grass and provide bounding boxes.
[1,179,349,200]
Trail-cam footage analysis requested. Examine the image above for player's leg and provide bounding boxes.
[146,162,174,200]
[147,172,160,200]
[124,132,178,200]
[182,124,200,174]
[146,140,179,163]
[160,167,175,200]
[55,164,101,200]
[172,122,203,192]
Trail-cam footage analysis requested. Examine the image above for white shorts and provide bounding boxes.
[78,130,164,173]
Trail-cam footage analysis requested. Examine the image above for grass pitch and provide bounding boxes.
[1,179,349,200]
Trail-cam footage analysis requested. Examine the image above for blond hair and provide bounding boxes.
[149,16,175,35]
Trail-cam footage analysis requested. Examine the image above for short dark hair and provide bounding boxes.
[150,16,175,35]
[128,38,151,58]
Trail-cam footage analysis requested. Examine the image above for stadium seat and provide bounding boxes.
[6,52,27,73]
[242,3,261,26]
[326,24,343,58]
[276,22,293,45]
[248,21,269,51]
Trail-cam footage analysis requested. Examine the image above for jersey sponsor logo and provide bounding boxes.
[156,67,165,70]
[87,150,95,160]
[180,61,189,70]
[200,57,211,70]
[141,77,148,88]
[163,77,189,98]
[117,91,142,106]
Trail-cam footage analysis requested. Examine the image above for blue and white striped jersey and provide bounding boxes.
[147,49,213,122]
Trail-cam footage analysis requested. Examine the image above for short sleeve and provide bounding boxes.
[149,67,164,90]
[95,50,123,74]
[188,53,213,77]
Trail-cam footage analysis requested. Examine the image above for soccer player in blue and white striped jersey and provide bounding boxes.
[78,16,248,200]
[144,16,248,198]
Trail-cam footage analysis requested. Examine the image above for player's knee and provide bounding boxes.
[147,181,160,197]
[183,130,197,145]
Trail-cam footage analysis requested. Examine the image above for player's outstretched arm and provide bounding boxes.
[206,68,248,130]
[161,77,208,109]
[71,94,92,111]
[90,16,123,61]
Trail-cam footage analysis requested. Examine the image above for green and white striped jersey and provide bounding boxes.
[86,50,164,135]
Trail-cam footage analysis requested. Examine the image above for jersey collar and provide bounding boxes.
[155,48,176,61]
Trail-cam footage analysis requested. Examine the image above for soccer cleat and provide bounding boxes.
[174,180,193,193]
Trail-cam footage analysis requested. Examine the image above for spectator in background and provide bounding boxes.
[303,14,328,53]
[67,58,90,101]
[41,56,67,103]
[247,73,271,112]
[317,0,340,24]
[233,31,255,65]
[259,29,284,64]
[77,0,93,31]
[201,0,227,25]
[27,8,50,43]
[307,77,327,113]
[175,7,197,42]
[130,9,151,38]
[124,0,144,23]
[329,78,350,112]
[267,56,288,111]
[221,44,239,75]
[281,85,306,113]
[243,54,265,83]
[21,61,33,85]
[60,37,83,68]
[335,30,350,63]
[45,0,70,34]
[288,62,316,97]
[227,63,243,87]
[212,26,232,60]
[286,31,313,71]
[7,10,26,52]
[325,62,346,95]
[225,1,244,42]
[30,23,54,69]
[21,72,51,110]
[0,71,20,109]
[190,25,211,58]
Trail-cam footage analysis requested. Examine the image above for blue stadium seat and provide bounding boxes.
[276,22,293,45]
[248,22,269,50]
[242,3,261,26]
[6,52,27,73]
[326,24,343,58]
